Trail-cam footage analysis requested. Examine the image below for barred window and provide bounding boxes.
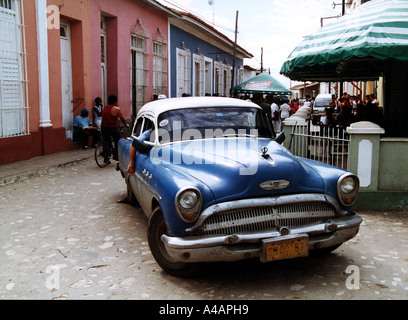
[176,47,191,97]
[214,61,232,97]
[131,34,149,116]
[193,53,205,97]
[0,0,13,10]
[0,0,28,138]
[153,41,167,96]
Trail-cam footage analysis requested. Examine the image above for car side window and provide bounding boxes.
[141,118,155,143]
[133,117,143,137]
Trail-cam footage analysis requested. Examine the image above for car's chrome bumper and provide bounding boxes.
[161,214,362,263]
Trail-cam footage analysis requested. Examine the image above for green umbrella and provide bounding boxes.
[233,72,291,95]
[280,0,408,81]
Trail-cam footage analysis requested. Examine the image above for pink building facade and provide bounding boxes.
[0,0,251,165]
[0,0,175,165]
[90,0,176,119]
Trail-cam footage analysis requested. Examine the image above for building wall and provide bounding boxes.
[0,0,170,165]
[90,0,169,118]
[169,24,244,98]
[379,138,408,191]
[48,0,93,130]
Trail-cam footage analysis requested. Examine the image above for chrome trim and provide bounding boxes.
[337,172,359,206]
[187,193,344,234]
[162,214,362,263]
[174,186,202,223]
[259,179,290,190]
[124,170,162,200]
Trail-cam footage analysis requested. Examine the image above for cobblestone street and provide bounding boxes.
[0,159,407,300]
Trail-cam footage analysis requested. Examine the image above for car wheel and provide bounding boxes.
[311,244,342,256]
[127,185,139,206]
[147,207,199,277]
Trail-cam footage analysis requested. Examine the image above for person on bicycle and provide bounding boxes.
[101,95,129,161]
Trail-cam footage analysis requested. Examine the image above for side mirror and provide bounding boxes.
[274,132,285,144]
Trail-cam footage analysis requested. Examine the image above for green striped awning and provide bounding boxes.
[280,0,408,81]
[233,72,291,95]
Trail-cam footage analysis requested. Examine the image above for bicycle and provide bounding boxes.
[95,124,128,168]
[95,136,114,168]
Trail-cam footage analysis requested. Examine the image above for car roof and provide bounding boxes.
[137,97,261,118]
[315,94,332,99]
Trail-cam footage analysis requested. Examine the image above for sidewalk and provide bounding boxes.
[0,148,94,186]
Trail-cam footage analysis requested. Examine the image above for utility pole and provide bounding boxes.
[231,10,238,97]
[331,0,349,96]
[260,47,263,73]
[340,0,346,97]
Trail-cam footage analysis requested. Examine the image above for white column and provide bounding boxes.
[35,0,52,127]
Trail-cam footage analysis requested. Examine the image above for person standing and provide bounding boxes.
[253,93,272,126]
[279,99,291,131]
[270,97,281,134]
[93,97,103,130]
[101,95,129,161]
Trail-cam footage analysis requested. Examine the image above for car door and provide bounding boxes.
[134,117,156,215]
[127,117,143,204]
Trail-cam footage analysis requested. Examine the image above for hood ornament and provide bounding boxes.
[259,180,290,190]
[260,146,275,166]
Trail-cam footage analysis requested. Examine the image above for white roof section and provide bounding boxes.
[137,97,260,118]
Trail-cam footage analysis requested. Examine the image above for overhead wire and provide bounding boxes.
[159,0,235,33]
[158,0,258,64]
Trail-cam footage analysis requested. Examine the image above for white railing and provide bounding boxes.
[0,0,29,138]
[288,122,350,170]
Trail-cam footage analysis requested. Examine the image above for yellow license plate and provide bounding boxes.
[260,234,309,262]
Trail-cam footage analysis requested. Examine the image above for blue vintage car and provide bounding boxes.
[117,97,362,277]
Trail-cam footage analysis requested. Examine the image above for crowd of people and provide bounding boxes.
[320,93,383,127]
[73,95,129,159]
[245,92,383,137]
[72,91,383,151]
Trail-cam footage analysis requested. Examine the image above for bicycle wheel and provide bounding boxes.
[95,140,110,168]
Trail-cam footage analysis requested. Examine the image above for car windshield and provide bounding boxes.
[315,98,332,108]
[157,107,273,143]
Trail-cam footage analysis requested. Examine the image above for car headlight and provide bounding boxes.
[175,187,202,222]
[337,173,359,206]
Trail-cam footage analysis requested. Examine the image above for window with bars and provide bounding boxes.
[0,0,13,10]
[0,0,28,138]
[152,41,167,96]
[131,34,149,116]
[214,61,232,97]
[193,53,205,97]
[176,47,191,97]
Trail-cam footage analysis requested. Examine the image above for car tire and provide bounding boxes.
[127,185,139,206]
[311,244,342,256]
[147,206,199,277]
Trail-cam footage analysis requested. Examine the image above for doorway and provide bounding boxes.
[60,20,73,139]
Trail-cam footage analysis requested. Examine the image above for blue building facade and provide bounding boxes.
[168,14,253,98]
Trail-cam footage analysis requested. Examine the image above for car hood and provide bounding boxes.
[153,138,325,202]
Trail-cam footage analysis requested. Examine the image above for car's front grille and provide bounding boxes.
[200,202,336,236]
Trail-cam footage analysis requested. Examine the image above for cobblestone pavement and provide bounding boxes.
[0,158,407,300]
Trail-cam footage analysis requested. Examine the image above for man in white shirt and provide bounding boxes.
[304,97,311,108]
[279,101,291,131]
[270,97,281,134]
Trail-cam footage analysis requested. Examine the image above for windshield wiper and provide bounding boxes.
[221,133,258,138]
